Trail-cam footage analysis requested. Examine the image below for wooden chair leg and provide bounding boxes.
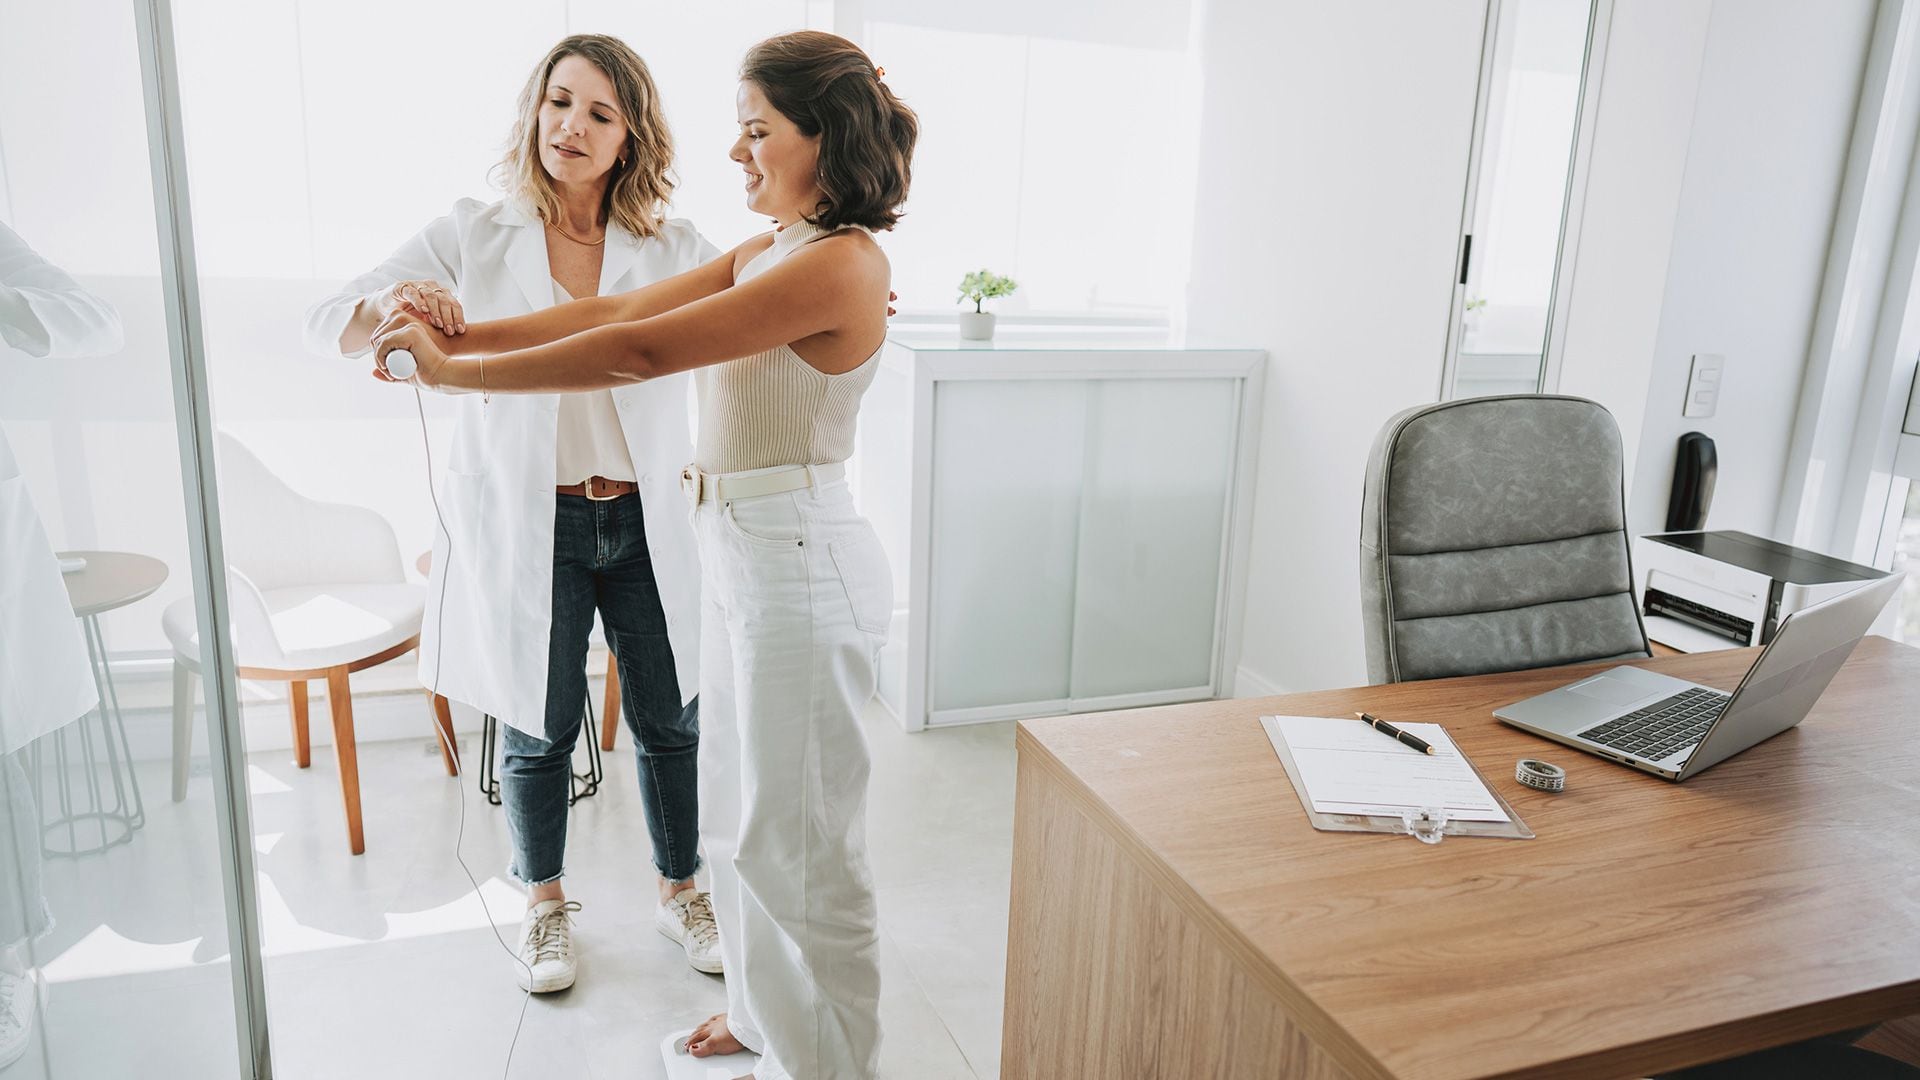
[600,652,621,753]
[290,680,311,768]
[325,666,365,855]
[171,660,195,802]
[429,693,460,776]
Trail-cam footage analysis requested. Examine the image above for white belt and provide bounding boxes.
[681,462,844,505]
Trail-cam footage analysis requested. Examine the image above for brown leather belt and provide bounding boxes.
[557,476,638,501]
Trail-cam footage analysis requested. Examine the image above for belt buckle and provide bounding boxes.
[584,476,619,502]
[680,467,704,505]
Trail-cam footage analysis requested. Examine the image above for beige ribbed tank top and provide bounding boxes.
[694,221,882,473]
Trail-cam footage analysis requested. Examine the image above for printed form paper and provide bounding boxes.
[1261,715,1510,823]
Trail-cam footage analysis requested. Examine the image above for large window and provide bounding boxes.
[856,1,1203,322]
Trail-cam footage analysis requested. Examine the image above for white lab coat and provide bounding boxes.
[304,198,713,737]
[0,222,124,756]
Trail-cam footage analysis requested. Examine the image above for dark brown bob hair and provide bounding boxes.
[741,31,918,231]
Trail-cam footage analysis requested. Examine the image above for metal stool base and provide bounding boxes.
[478,701,603,807]
[34,614,146,859]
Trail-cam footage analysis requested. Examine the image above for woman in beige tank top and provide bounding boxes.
[374,31,917,1080]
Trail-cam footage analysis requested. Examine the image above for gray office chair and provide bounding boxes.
[1359,394,1651,684]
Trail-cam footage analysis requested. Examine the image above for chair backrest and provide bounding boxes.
[214,431,403,593]
[1359,395,1650,684]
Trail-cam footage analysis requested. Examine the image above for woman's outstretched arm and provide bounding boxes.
[378,234,888,393]
[449,247,741,357]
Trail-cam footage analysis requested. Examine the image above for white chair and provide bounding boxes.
[164,432,455,855]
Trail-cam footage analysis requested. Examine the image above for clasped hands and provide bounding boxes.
[371,279,463,389]
[372,306,458,389]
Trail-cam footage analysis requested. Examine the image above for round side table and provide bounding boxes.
[44,551,168,857]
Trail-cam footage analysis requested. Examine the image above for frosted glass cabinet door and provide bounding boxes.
[929,380,1087,713]
[1069,378,1238,700]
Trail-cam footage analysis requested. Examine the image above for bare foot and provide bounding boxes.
[687,1012,744,1058]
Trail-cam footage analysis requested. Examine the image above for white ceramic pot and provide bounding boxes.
[958,311,997,341]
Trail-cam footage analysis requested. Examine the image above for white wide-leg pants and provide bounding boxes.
[695,471,891,1080]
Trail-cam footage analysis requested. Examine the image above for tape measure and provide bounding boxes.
[1515,758,1567,792]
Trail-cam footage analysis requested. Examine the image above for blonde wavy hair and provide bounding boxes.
[496,35,675,239]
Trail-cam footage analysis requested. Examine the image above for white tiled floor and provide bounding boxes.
[14,690,1015,1079]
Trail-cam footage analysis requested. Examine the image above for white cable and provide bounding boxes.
[409,386,533,1077]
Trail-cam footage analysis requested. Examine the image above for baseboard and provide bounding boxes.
[1232,664,1287,700]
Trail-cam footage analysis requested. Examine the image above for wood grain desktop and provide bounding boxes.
[1003,637,1920,1079]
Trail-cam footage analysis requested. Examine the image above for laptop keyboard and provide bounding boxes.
[1577,686,1727,762]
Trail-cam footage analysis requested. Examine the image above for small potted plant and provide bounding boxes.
[956,269,1017,341]
[1462,296,1486,344]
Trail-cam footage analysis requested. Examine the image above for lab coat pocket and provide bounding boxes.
[433,468,488,548]
[830,526,893,638]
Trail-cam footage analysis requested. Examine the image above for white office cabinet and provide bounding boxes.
[851,335,1265,731]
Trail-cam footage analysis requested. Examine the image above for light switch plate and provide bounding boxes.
[1684,353,1724,419]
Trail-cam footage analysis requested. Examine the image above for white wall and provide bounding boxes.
[1183,0,1487,695]
[1618,0,1875,539]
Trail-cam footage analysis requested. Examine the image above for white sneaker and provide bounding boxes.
[515,899,581,993]
[0,969,42,1069]
[656,890,723,974]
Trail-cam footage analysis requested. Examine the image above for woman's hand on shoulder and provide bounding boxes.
[380,279,466,335]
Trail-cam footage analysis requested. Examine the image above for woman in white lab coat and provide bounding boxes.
[0,218,124,1066]
[372,31,916,1080]
[303,34,721,992]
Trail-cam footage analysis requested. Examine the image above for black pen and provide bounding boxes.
[1355,712,1435,755]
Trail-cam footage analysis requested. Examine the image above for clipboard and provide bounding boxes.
[1262,716,1535,842]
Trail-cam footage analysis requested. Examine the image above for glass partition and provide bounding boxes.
[0,0,260,1074]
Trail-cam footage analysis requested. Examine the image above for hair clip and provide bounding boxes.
[874,65,887,79]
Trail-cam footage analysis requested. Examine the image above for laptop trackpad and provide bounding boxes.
[1567,674,1653,706]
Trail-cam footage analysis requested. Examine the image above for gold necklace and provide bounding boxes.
[546,220,607,246]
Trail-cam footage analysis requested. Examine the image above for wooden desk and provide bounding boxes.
[1003,637,1920,1080]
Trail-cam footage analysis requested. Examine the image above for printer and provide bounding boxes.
[1634,530,1889,653]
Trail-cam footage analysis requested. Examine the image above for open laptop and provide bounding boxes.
[1494,572,1903,781]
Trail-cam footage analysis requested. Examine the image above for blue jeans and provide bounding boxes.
[501,492,701,886]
